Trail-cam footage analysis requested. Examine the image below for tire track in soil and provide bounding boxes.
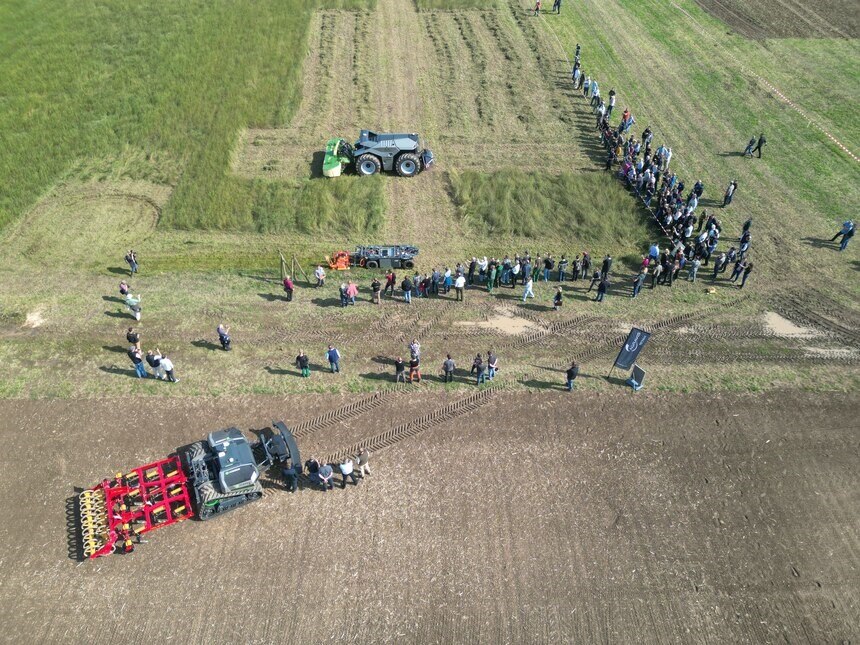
[291,388,405,439]
[320,384,503,464]
[772,296,860,347]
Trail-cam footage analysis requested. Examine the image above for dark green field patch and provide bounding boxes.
[450,169,653,248]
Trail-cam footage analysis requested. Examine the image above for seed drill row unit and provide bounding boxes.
[78,422,300,559]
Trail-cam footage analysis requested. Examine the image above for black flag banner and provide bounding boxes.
[613,327,651,370]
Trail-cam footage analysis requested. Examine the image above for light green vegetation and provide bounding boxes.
[416,0,493,9]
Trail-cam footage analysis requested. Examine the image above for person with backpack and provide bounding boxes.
[553,287,563,311]
[408,355,421,383]
[126,327,140,349]
[371,277,381,304]
[125,293,142,321]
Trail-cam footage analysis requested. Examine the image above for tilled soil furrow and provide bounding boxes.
[321,385,502,463]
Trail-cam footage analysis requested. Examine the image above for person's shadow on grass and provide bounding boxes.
[99,365,137,378]
[264,366,300,377]
[801,236,839,250]
[192,339,222,351]
[102,295,124,303]
[258,292,289,302]
[104,310,132,319]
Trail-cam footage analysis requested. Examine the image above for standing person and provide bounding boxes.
[467,257,477,286]
[125,250,138,276]
[314,265,326,288]
[126,327,141,349]
[318,462,335,491]
[581,252,591,281]
[283,275,294,301]
[408,354,421,383]
[384,270,397,297]
[751,133,767,158]
[606,89,616,119]
[739,261,754,288]
[594,276,610,302]
[338,458,359,488]
[487,262,497,294]
[409,338,421,359]
[295,350,310,377]
[401,275,413,303]
[394,356,406,382]
[487,351,498,380]
[326,345,341,373]
[565,360,580,391]
[356,448,372,477]
[119,280,130,296]
[338,283,349,307]
[533,0,541,16]
[124,293,142,322]
[650,262,663,288]
[522,276,535,302]
[371,277,382,304]
[553,286,563,311]
[442,354,455,383]
[711,253,726,282]
[632,269,647,298]
[128,346,148,379]
[217,323,231,351]
[346,280,359,306]
[160,353,178,382]
[557,255,568,281]
[687,257,701,282]
[454,273,466,302]
[587,269,601,292]
[728,258,745,283]
[600,254,612,279]
[146,350,165,379]
[722,180,738,207]
[831,220,855,244]
[281,462,299,493]
[742,136,756,157]
[552,0,561,13]
[471,354,487,384]
[840,226,855,251]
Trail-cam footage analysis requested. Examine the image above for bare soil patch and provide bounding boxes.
[763,310,818,338]
[0,390,857,641]
[454,313,536,335]
[694,0,859,38]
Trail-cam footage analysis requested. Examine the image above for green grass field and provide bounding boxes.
[0,0,858,400]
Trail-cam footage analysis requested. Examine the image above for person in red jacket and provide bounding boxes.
[282,275,294,302]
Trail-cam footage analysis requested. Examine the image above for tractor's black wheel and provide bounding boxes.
[395,152,420,178]
[366,260,379,269]
[404,260,415,269]
[356,154,381,177]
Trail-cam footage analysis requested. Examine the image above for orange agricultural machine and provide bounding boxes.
[326,250,352,270]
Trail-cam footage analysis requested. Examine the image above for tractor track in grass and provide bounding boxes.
[773,296,860,347]
[646,347,860,365]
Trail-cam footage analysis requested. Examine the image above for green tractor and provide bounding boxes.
[322,130,435,178]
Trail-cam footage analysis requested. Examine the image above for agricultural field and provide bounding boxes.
[0,0,858,641]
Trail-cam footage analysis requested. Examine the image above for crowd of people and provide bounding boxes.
[571,45,764,290]
[298,449,372,492]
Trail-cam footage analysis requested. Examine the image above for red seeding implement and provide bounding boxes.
[76,421,300,559]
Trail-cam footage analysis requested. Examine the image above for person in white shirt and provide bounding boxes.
[454,274,466,302]
[338,458,359,488]
[314,265,326,288]
[160,355,178,382]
